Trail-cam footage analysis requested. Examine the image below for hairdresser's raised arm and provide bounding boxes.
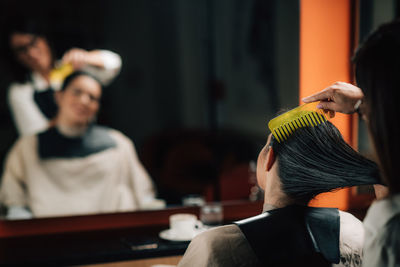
[302,82,364,117]
[62,48,122,86]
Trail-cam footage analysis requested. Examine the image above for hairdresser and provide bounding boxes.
[303,20,400,267]
[4,19,121,136]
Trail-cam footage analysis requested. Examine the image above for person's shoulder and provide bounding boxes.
[8,80,31,89]
[105,127,130,141]
[192,224,259,261]
[336,210,363,266]
[194,224,243,244]
[7,134,38,158]
[8,81,33,101]
[338,210,363,228]
[338,210,364,246]
[8,79,32,91]
[187,224,247,258]
[179,224,260,267]
[98,127,135,149]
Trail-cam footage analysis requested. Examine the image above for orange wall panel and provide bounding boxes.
[300,0,352,210]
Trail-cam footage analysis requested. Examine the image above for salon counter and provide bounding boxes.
[0,200,263,265]
[0,224,187,265]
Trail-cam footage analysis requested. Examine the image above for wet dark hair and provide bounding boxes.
[271,121,381,203]
[2,18,54,83]
[352,19,400,193]
[61,71,103,92]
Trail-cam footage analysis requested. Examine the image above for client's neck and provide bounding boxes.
[263,193,294,210]
[56,121,88,137]
[263,172,294,210]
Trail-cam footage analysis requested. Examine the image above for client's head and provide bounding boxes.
[55,71,102,128]
[257,121,380,207]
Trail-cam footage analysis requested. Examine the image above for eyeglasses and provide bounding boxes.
[70,87,101,104]
[12,36,38,55]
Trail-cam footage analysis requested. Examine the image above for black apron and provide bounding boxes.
[235,205,340,267]
[33,86,58,119]
[38,125,117,159]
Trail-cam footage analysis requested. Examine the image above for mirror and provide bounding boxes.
[0,0,299,219]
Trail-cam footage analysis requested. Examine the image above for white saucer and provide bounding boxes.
[159,228,205,242]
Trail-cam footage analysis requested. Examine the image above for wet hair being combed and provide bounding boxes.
[271,121,381,203]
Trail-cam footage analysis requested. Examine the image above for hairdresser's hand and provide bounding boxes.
[302,82,364,118]
[62,48,90,70]
[63,48,107,70]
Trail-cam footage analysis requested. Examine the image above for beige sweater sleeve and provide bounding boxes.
[82,50,122,86]
[0,138,29,207]
[178,224,261,267]
[117,131,156,208]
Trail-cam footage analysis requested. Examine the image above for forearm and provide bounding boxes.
[80,50,122,85]
[82,50,107,68]
[8,84,49,136]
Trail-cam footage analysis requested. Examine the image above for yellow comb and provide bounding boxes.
[268,102,328,143]
[49,63,74,84]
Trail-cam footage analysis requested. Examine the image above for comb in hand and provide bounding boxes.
[268,102,328,143]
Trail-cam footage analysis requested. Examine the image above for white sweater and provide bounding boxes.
[0,128,155,218]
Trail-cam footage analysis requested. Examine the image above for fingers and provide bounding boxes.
[302,88,334,103]
[62,48,88,69]
[316,100,339,114]
[322,109,336,118]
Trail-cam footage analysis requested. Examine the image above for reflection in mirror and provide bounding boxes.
[0,0,299,219]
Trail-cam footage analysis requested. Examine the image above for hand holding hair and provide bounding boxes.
[302,82,364,117]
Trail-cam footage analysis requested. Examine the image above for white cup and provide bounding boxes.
[169,213,202,238]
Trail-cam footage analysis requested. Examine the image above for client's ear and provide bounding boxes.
[266,147,276,172]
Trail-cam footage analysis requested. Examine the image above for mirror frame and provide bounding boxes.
[0,200,263,238]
